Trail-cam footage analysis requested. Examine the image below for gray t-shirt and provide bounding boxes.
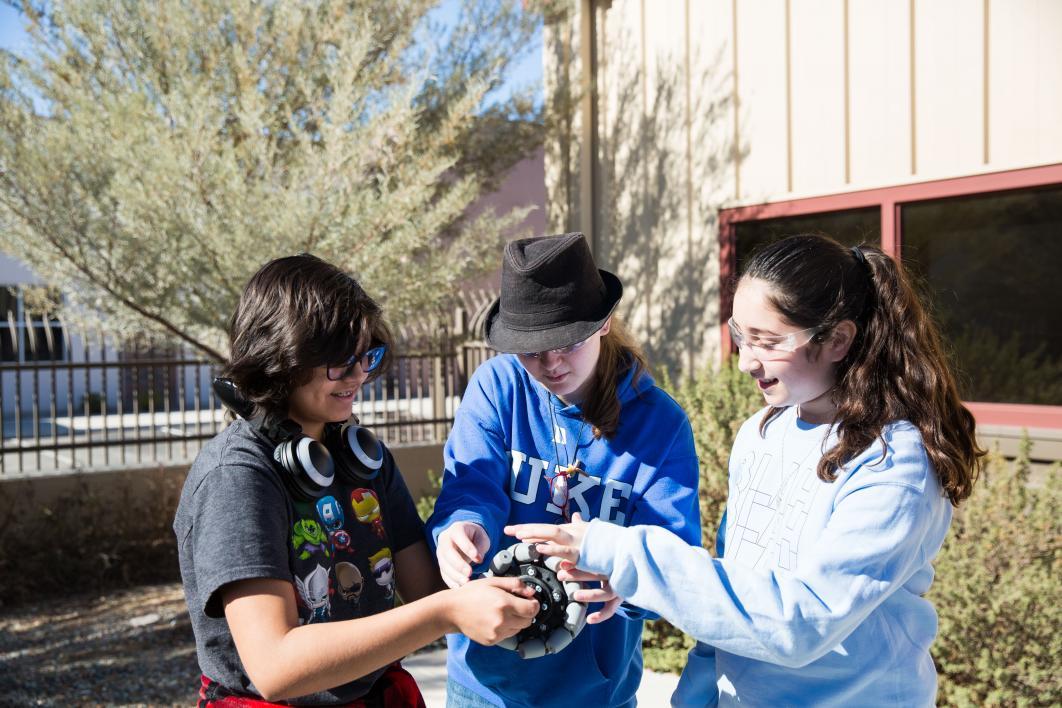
[173,418,424,704]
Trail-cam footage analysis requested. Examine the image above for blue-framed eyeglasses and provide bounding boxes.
[326,345,387,380]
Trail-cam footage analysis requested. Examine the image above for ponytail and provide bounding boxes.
[581,317,647,439]
[746,234,984,505]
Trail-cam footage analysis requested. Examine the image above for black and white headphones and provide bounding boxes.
[212,377,384,501]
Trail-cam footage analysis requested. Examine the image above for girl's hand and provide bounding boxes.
[436,521,490,589]
[504,512,589,565]
[505,513,622,624]
[446,576,539,645]
[557,567,622,624]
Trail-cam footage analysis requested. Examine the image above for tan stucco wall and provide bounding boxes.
[545,0,1062,375]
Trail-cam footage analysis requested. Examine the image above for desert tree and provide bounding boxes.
[0,0,543,359]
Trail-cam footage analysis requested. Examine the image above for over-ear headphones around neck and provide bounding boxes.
[327,416,385,481]
[212,377,385,501]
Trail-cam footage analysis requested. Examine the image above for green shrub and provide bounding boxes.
[643,358,762,668]
[930,440,1061,707]
[416,469,443,523]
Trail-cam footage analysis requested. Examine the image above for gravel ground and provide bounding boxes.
[0,583,200,706]
[0,582,681,707]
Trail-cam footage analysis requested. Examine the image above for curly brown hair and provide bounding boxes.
[222,254,393,419]
[744,234,984,506]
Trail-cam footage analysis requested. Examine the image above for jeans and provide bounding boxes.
[446,677,502,708]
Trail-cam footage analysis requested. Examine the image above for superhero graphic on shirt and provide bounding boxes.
[316,496,353,552]
[369,547,395,599]
[292,519,330,560]
[335,561,364,605]
[288,480,398,628]
[295,563,331,624]
[350,488,385,539]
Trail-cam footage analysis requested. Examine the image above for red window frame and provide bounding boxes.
[718,162,1062,429]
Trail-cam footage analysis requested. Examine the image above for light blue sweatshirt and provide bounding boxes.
[426,354,701,708]
[579,406,952,707]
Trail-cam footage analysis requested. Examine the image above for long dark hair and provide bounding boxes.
[582,317,648,439]
[223,254,393,419]
[744,234,983,505]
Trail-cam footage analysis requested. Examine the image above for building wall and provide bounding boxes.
[461,149,548,293]
[545,0,1062,371]
[0,253,40,284]
[0,252,122,418]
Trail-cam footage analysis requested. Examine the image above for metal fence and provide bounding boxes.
[0,322,497,476]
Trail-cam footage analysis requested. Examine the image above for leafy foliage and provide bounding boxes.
[0,0,542,359]
[416,468,443,523]
[930,441,1061,707]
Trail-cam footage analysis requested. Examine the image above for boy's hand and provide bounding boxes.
[446,577,539,645]
[436,521,490,589]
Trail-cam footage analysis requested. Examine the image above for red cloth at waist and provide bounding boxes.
[197,663,426,708]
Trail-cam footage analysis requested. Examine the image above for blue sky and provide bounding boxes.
[0,4,30,54]
[0,2,542,104]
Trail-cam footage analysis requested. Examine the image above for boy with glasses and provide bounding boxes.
[175,254,539,706]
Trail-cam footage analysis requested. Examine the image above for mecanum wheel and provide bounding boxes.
[486,541,588,659]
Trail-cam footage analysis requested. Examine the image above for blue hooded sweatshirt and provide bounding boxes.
[579,406,952,707]
[426,354,701,708]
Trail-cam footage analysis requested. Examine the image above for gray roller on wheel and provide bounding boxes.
[564,600,587,633]
[513,543,540,564]
[544,555,565,572]
[545,627,575,654]
[490,548,515,575]
[484,541,589,659]
[516,637,547,660]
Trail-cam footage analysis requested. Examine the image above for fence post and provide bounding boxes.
[452,304,468,393]
[431,349,446,442]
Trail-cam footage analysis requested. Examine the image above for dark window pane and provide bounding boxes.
[0,287,17,362]
[902,185,1062,406]
[24,326,65,361]
[0,327,15,362]
[50,326,66,360]
[0,286,15,315]
[735,207,880,272]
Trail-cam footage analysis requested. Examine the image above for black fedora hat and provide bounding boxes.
[484,233,623,354]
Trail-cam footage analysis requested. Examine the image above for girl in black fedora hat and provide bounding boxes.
[425,233,701,707]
